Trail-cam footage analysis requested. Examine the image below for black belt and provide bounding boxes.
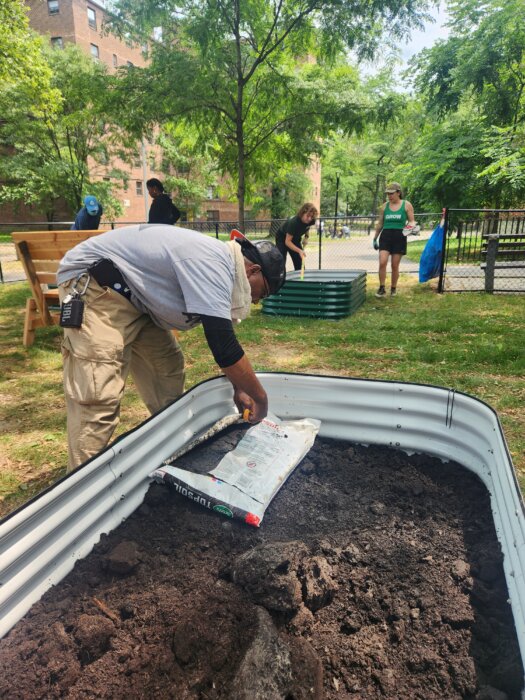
[89,259,131,300]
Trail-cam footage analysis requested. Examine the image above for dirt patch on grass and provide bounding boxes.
[0,430,522,698]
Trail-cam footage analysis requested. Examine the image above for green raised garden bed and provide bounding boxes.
[262,269,366,319]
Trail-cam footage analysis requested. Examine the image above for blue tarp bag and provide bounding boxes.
[419,221,445,283]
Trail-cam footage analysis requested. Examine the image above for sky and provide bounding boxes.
[400,3,451,62]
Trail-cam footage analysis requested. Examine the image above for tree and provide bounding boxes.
[154,123,219,218]
[478,125,525,206]
[0,45,134,220]
[0,0,52,95]
[318,70,416,216]
[410,0,525,207]
[397,105,493,211]
[106,0,430,225]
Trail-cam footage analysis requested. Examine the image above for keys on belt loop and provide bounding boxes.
[62,272,90,304]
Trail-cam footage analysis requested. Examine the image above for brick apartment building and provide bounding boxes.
[23,0,176,224]
[3,0,320,225]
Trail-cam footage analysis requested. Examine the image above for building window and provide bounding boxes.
[127,61,134,67]
[206,186,215,200]
[206,210,220,221]
[90,43,99,60]
[50,36,63,49]
[87,7,97,30]
[133,156,141,168]
[112,54,118,67]
[136,181,143,196]
[47,0,59,15]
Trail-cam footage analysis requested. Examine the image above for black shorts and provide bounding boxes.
[378,228,407,255]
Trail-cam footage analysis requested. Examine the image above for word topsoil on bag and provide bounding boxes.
[150,413,321,527]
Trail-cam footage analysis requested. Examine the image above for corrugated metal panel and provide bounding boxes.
[1,374,524,687]
[262,269,366,319]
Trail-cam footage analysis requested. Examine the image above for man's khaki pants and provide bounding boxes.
[59,278,185,471]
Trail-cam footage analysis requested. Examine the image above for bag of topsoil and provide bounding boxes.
[150,413,321,527]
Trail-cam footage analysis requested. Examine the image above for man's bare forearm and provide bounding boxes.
[222,354,268,421]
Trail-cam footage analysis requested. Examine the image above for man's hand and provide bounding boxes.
[233,388,267,423]
[223,355,268,424]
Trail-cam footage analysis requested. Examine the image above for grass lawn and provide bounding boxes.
[0,276,523,517]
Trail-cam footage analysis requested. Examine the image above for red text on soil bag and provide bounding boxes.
[245,512,261,527]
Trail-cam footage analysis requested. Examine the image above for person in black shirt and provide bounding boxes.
[275,202,318,270]
[146,178,181,225]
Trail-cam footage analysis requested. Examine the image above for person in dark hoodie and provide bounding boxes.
[71,195,103,230]
[146,178,181,225]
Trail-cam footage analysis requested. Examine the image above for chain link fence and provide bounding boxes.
[0,212,443,283]
[182,213,443,277]
[440,209,525,293]
[6,211,524,296]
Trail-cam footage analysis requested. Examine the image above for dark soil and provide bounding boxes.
[0,428,523,699]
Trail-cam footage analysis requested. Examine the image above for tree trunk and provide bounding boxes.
[371,156,385,216]
[236,81,245,230]
[237,144,245,230]
[371,175,381,216]
[233,4,245,231]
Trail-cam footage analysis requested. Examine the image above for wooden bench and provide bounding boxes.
[481,232,525,293]
[11,229,107,346]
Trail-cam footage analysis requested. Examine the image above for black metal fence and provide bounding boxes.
[440,209,525,293]
[0,214,443,284]
[3,211,523,295]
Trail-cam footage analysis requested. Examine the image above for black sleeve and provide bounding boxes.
[171,202,181,223]
[200,315,245,368]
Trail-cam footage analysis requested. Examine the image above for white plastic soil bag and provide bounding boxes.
[150,413,321,527]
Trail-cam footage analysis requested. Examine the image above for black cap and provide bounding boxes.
[238,238,286,295]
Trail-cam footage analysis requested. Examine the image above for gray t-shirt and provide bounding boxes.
[57,224,235,330]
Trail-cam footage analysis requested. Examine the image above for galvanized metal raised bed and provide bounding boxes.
[1,374,524,693]
[262,269,367,319]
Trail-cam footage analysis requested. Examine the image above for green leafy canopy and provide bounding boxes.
[106,0,431,222]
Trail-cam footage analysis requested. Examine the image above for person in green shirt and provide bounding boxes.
[275,203,318,270]
[372,182,416,297]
